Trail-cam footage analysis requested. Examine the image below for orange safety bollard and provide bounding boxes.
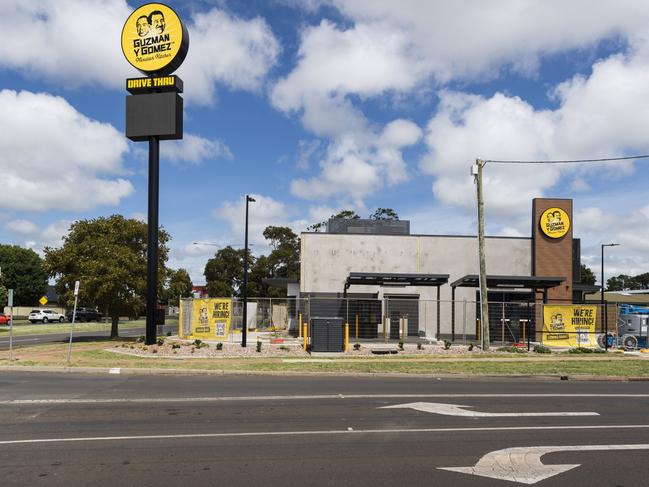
[345,323,349,352]
[303,322,308,350]
[355,314,359,339]
[298,313,302,338]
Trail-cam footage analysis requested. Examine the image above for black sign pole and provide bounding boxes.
[146,135,160,345]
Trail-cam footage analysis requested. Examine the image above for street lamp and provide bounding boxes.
[242,195,255,347]
[601,243,619,350]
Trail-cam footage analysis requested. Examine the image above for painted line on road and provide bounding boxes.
[0,338,40,344]
[2,393,649,405]
[381,402,599,417]
[1,424,648,446]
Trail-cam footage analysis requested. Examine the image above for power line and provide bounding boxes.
[483,154,649,164]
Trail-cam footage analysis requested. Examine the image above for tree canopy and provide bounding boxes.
[607,272,649,291]
[0,245,48,306]
[44,215,170,337]
[164,268,193,304]
[369,208,399,220]
[580,264,596,286]
[307,210,360,231]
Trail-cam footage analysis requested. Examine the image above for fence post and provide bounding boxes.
[527,320,531,351]
[604,301,608,351]
[345,323,349,352]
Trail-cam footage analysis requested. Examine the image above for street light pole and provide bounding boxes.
[242,195,256,347]
[601,243,619,351]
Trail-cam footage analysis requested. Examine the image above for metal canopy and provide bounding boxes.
[450,274,565,289]
[345,272,449,291]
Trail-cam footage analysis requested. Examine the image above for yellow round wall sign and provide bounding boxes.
[540,207,570,239]
[121,3,189,75]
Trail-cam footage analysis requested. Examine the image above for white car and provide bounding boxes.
[28,309,65,324]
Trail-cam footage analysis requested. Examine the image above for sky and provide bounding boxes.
[1,0,649,286]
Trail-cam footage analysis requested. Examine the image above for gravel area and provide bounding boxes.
[108,338,490,358]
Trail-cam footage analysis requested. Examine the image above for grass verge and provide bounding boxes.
[0,339,647,377]
[0,318,177,337]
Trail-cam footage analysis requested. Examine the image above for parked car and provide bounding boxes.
[66,307,103,322]
[0,313,10,325]
[28,309,65,324]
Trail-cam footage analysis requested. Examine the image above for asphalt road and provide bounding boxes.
[0,373,648,486]
[0,324,177,350]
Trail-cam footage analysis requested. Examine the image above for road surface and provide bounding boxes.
[0,373,648,486]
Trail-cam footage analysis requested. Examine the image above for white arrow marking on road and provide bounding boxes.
[439,444,649,484]
[380,402,599,417]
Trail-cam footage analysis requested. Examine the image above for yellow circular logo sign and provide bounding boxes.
[540,207,570,238]
[121,3,189,75]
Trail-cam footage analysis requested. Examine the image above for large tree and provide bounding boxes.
[369,208,399,220]
[44,215,170,337]
[164,268,193,304]
[263,226,300,279]
[580,264,596,285]
[307,210,360,231]
[0,245,48,306]
[204,246,246,297]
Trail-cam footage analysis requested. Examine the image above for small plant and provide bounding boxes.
[533,345,551,354]
[417,343,423,350]
[193,339,202,348]
[136,335,145,343]
[444,340,452,350]
[279,345,290,351]
[216,342,223,350]
[568,347,594,354]
[152,349,158,354]
[171,343,181,350]
[398,341,404,350]
[256,340,262,352]
[142,346,148,351]
[353,342,361,351]
[157,337,165,346]
[497,346,526,353]
[190,347,195,353]
[166,331,172,337]
[173,350,177,354]
[468,344,474,351]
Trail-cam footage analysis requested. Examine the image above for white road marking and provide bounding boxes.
[0,338,39,344]
[0,425,648,446]
[108,368,121,374]
[439,444,649,484]
[0,393,647,405]
[381,402,599,417]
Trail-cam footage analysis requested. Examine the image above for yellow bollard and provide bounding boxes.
[345,323,349,352]
[298,313,302,338]
[355,314,359,339]
[401,318,406,340]
[303,322,308,350]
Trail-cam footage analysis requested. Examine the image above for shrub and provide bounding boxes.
[166,331,172,337]
[533,345,551,354]
[156,338,165,346]
[417,343,423,350]
[256,340,262,352]
[152,349,158,354]
[568,347,594,354]
[497,346,527,353]
[216,342,223,350]
[192,339,208,349]
[136,335,145,343]
[279,345,290,351]
[398,341,404,350]
[171,343,181,350]
[444,340,452,350]
[353,343,361,351]
[468,344,474,351]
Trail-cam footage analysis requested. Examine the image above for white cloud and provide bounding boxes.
[163,134,233,165]
[0,1,280,105]
[179,8,280,104]
[6,219,38,235]
[0,90,133,211]
[213,194,305,251]
[420,41,649,218]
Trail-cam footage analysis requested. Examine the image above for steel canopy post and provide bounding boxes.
[146,136,160,346]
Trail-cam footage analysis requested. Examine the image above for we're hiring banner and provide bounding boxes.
[543,304,597,347]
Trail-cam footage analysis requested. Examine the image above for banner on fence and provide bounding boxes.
[184,298,231,340]
[543,304,597,347]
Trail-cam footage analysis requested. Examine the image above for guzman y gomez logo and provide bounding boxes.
[121,3,189,76]
[540,207,570,239]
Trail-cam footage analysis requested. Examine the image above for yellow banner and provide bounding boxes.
[189,298,231,340]
[543,305,597,347]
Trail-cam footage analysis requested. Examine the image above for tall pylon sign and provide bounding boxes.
[122,3,189,345]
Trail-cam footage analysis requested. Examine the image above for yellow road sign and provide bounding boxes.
[39,296,48,306]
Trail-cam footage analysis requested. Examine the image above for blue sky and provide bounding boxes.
[2,0,649,285]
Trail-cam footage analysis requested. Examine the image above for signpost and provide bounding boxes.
[122,3,189,345]
[8,289,13,361]
[67,280,80,364]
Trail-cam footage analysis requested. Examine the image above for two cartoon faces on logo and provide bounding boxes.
[135,9,166,37]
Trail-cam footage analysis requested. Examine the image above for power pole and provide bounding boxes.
[473,159,490,350]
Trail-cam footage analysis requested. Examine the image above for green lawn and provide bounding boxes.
[0,318,178,337]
